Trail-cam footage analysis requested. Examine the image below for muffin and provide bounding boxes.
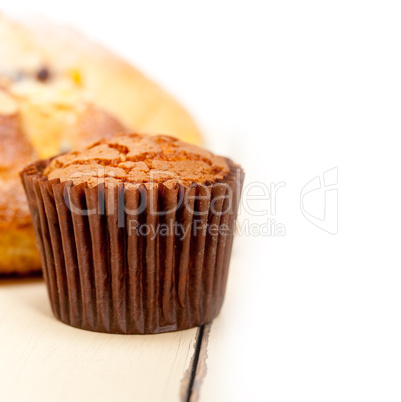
[21,133,244,334]
[0,13,203,275]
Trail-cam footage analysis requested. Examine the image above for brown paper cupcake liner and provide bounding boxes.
[21,159,244,334]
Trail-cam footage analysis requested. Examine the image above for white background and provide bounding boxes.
[1,1,401,401]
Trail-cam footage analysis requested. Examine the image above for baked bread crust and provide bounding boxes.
[0,108,37,274]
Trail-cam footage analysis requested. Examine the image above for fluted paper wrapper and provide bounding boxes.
[21,159,244,334]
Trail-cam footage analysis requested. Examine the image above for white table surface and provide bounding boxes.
[0,279,199,402]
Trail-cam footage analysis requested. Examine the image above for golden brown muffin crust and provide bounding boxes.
[44,134,230,187]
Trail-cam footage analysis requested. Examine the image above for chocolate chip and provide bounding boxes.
[36,67,50,82]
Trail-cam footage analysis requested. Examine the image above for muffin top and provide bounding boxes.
[44,133,230,187]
